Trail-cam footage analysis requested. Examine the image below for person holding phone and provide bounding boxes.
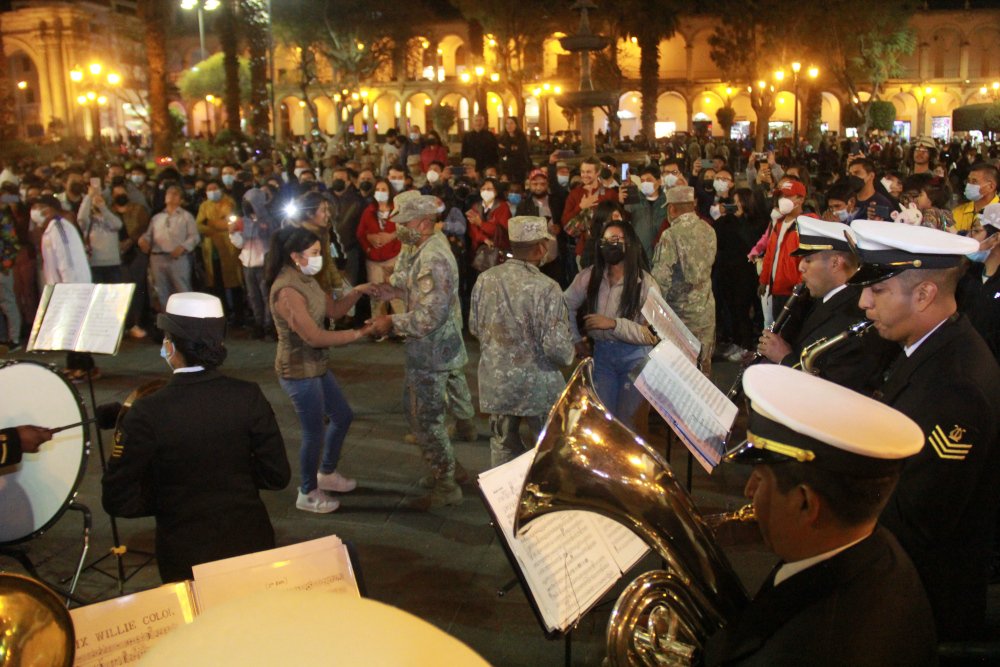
[847,157,894,222]
[78,183,124,284]
[619,164,667,261]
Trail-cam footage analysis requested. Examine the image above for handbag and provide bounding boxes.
[470,207,507,272]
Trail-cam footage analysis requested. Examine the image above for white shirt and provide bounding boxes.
[822,283,848,304]
[41,217,92,285]
[773,533,869,587]
[173,365,206,374]
[903,317,949,357]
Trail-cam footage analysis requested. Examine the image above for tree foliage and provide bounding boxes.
[177,53,251,102]
[139,0,171,158]
[867,100,897,132]
[983,103,1000,133]
[240,0,271,141]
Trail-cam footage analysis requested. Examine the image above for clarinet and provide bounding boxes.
[725,282,809,400]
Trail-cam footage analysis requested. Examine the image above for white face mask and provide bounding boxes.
[299,254,323,276]
[409,132,420,142]
[30,208,46,224]
[770,207,783,222]
[207,190,222,202]
[663,173,679,188]
[639,182,656,197]
[389,179,405,193]
[709,203,722,220]
[480,189,495,204]
[374,190,389,203]
[880,177,894,193]
[130,174,145,185]
[426,170,440,183]
[777,197,795,215]
[294,167,307,179]
[713,179,731,195]
[557,174,570,186]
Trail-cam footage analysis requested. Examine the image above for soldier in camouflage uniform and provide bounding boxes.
[469,216,575,467]
[370,194,467,509]
[652,186,718,375]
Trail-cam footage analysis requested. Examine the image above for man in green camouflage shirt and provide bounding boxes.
[470,216,575,467]
[370,194,468,509]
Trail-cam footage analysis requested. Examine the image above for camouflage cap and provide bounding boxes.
[390,189,421,216]
[665,185,695,204]
[913,136,936,150]
[509,215,555,243]
[392,194,441,222]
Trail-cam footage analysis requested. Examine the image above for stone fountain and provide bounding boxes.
[558,0,616,157]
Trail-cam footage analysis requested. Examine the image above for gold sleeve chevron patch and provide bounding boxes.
[928,424,972,461]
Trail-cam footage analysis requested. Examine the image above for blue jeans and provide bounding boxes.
[593,340,652,431]
[279,370,354,493]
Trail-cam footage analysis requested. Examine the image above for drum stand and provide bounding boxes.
[68,367,156,596]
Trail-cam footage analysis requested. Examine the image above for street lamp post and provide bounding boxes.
[180,0,220,63]
[70,62,121,146]
[791,62,801,147]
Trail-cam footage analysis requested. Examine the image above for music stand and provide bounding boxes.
[27,282,155,595]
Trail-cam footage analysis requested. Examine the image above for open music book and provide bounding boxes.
[642,290,701,366]
[27,283,134,355]
[635,340,738,473]
[478,450,649,636]
[69,535,358,667]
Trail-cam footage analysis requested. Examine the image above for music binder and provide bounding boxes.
[477,450,649,637]
[27,283,134,355]
[69,536,359,667]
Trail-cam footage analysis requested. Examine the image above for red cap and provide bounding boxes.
[778,180,807,198]
[528,168,548,181]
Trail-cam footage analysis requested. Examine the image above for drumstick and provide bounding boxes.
[49,417,98,434]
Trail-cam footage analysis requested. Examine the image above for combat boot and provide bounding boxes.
[404,477,463,511]
[417,461,471,489]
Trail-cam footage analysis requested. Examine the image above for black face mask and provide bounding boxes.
[331,178,346,193]
[599,167,613,181]
[702,179,714,193]
[599,241,625,265]
[113,194,129,207]
[69,182,85,196]
[358,180,374,194]
[847,175,865,193]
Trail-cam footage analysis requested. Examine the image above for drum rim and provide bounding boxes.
[0,359,91,546]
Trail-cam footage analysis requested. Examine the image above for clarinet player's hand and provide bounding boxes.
[757,331,792,364]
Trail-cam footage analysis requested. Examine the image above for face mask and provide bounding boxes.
[834,208,852,223]
[389,178,405,193]
[113,194,129,207]
[160,341,172,369]
[480,189,495,204]
[299,254,323,276]
[879,177,894,193]
[847,175,865,192]
[967,249,991,263]
[777,197,795,215]
[69,182,85,196]
[230,231,243,246]
[965,183,982,201]
[374,190,389,203]
[709,203,722,220]
[207,167,220,177]
[222,174,236,187]
[713,179,730,195]
[185,188,196,197]
[207,190,222,202]
[663,173,679,188]
[426,170,441,184]
[396,224,424,245]
[770,207,783,222]
[639,182,656,197]
[294,167,307,179]
[557,174,570,187]
[599,241,625,265]
[0,194,18,204]
[358,180,374,194]
[599,167,613,181]
[331,178,346,193]
[507,193,522,207]
[30,208,46,224]
[19,188,27,200]
[130,174,145,185]
[409,132,420,142]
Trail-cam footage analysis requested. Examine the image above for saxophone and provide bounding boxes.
[799,319,875,374]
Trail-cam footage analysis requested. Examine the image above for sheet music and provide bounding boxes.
[30,283,93,351]
[192,535,359,612]
[70,582,197,667]
[642,290,701,365]
[478,450,649,633]
[76,283,134,354]
[636,341,738,472]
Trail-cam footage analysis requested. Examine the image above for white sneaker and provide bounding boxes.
[317,470,357,493]
[296,490,340,513]
[725,347,749,363]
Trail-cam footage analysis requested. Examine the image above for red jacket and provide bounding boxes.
[561,184,619,256]
[420,145,448,172]
[469,200,511,251]
[758,213,817,296]
[356,202,402,262]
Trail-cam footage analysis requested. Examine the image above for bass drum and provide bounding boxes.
[0,360,89,545]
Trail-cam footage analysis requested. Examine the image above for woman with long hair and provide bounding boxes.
[266,226,374,513]
[498,116,531,184]
[581,199,627,269]
[419,129,448,173]
[467,176,511,256]
[355,178,404,319]
[564,219,660,429]
[285,191,344,294]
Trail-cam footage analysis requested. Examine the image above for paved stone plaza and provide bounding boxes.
[1,331,995,665]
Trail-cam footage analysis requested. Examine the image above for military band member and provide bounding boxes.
[757,217,897,392]
[469,216,575,467]
[706,364,936,666]
[0,425,52,470]
[102,293,290,582]
[369,195,468,510]
[850,219,1000,641]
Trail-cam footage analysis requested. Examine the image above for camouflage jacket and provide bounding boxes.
[651,211,717,332]
[391,231,467,371]
[470,259,575,415]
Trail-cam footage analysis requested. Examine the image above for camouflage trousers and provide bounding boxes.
[405,368,456,479]
[488,414,544,469]
[446,369,475,421]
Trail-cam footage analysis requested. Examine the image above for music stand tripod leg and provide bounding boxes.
[66,501,91,604]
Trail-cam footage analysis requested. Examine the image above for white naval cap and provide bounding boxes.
[724,365,923,475]
[847,219,979,285]
[791,216,855,256]
[157,292,226,344]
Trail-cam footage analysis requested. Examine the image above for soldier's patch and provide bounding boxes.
[111,429,126,459]
[417,274,435,294]
[927,424,972,461]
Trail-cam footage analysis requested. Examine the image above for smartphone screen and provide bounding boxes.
[620,164,628,182]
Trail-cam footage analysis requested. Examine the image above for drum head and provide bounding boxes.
[0,573,74,666]
[0,361,88,545]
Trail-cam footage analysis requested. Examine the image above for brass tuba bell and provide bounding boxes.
[514,359,749,666]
